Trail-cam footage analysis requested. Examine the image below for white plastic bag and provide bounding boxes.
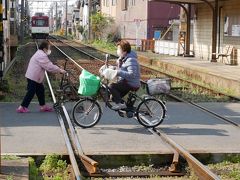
[99,65,116,76]
[102,68,118,80]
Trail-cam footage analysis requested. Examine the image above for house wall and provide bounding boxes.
[194,0,240,62]
[101,0,180,40]
[193,3,213,60]
[147,2,180,39]
[101,0,117,19]
[118,0,148,40]
[220,0,240,51]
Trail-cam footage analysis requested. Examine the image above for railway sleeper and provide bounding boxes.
[169,152,180,173]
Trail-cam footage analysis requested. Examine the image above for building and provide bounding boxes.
[152,0,240,63]
[100,0,180,40]
[3,0,19,68]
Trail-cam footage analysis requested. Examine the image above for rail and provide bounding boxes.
[49,36,222,179]
[48,39,101,174]
[153,128,220,180]
[35,40,82,180]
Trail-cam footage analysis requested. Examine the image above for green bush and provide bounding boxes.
[29,157,41,180]
[39,155,69,180]
[91,12,114,40]
[77,25,84,34]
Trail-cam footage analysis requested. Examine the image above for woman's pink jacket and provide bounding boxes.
[25,50,61,83]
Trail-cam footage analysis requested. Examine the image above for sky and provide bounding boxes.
[23,0,76,16]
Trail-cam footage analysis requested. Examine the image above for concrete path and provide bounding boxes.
[199,102,240,125]
[64,102,173,155]
[0,159,29,180]
[0,102,67,155]
[158,102,240,154]
[1,102,240,156]
[74,102,240,155]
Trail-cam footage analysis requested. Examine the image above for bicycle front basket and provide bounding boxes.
[146,78,171,95]
[78,69,101,96]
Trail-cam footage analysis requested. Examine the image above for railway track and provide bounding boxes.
[45,37,223,179]
[49,36,240,129]
[34,38,187,178]
[50,35,240,101]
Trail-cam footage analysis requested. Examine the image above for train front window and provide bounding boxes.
[33,19,48,27]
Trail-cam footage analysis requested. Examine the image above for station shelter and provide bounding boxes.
[151,0,240,64]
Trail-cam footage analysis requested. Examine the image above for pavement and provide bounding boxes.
[0,159,29,180]
[198,102,240,125]
[1,101,240,156]
[158,102,240,154]
[72,102,240,155]
[0,102,67,155]
[138,52,240,81]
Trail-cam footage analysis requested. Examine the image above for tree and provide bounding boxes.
[90,12,114,40]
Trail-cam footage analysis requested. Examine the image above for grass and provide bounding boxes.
[88,39,117,54]
[208,155,240,180]
[1,39,56,103]
[29,155,70,180]
[143,63,239,100]
[6,175,14,180]
[2,155,21,160]
[78,40,238,101]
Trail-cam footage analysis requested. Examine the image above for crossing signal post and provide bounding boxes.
[0,0,3,81]
[0,0,3,172]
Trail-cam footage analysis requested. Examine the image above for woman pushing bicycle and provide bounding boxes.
[16,40,66,113]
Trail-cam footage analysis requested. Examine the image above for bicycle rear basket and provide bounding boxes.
[146,78,171,95]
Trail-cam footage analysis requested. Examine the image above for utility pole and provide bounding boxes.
[55,2,58,32]
[88,0,92,40]
[65,0,68,37]
[0,0,4,172]
[20,0,25,43]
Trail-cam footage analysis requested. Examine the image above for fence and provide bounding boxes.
[154,40,194,56]
[122,38,155,51]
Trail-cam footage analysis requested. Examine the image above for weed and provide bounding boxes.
[29,157,42,180]
[2,155,21,160]
[39,154,70,180]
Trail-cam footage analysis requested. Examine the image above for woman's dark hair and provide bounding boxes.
[117,40,131,53]
[39,40,49,50]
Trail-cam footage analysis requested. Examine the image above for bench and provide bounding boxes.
[216,45,233,64]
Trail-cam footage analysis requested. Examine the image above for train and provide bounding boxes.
[31,13,49,39]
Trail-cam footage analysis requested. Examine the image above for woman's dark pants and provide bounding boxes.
[21,78,45,108]
[109,81,132,104]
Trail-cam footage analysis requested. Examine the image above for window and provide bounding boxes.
[112,0,117,6]
[32,19,48,27]
[132,0,135,6]
[106,0,109,7]
[121,0,127,10]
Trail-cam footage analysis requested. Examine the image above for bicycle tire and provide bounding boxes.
[72,98,102,128]
[136,98,166,128]
[62,85,79,101]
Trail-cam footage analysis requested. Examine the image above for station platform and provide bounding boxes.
[137,52,240,97]
[0,102,67,155]
[72,102,240,156]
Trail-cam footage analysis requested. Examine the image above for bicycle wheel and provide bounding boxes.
[136,98,166,128]
[72,98,102,128]
[63,85,79,101]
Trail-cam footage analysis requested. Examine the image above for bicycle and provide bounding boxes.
[71,55,167,128]
[56,59,80,102]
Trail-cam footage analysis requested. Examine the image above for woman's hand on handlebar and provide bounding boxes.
[60,69,67,74]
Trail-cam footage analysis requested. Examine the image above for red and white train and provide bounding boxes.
[31,13,49,39]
